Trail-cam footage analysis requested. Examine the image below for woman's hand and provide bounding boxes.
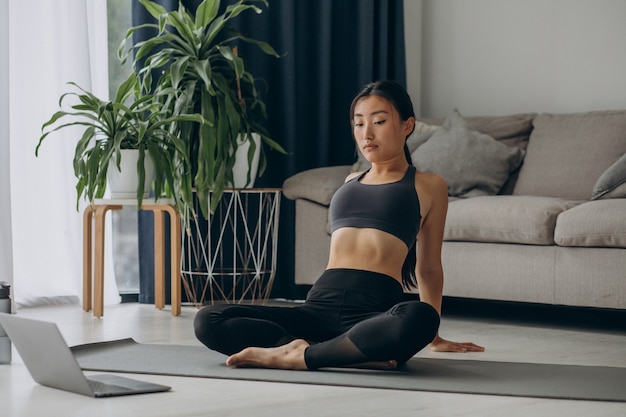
[429,335,485,353]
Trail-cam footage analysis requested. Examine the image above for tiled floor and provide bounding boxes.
[1,300,625,417]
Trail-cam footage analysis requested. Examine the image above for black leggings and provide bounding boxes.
[193,268,440,369]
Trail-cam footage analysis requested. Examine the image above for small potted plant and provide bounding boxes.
[36,72,205,209]
[121,0,286,219]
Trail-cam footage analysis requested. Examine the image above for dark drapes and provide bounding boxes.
[136,0,406,302]
[232,0,407,180]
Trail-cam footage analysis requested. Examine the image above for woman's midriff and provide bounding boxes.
[326,227,409,284]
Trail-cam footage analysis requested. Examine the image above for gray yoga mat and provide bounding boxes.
[71,338,626,402]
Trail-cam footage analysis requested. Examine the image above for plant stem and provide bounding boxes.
[233,46,245,111]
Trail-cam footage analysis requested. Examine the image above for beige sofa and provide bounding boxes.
[282,110,626,310]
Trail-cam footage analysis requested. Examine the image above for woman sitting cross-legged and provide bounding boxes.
[193,80,484,370]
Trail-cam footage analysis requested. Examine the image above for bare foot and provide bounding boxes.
[226,339,310,370]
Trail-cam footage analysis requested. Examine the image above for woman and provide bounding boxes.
[194,80,484,370]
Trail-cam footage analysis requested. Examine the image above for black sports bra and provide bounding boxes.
[329,165,422,248]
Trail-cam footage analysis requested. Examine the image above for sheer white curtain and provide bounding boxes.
[0,1,12,311]
[6,0,119,308]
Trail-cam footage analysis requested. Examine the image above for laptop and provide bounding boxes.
[0,314,171,397]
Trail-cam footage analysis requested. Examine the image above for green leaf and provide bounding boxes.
[166,8,196,48]
[113,73,138,104]
[216,46,245,80]
[244,132,257,185]
[195,0,220,29]
[136,148,146,207]
[73,127,97,170]
[192,59,213,92]
[169,57,190,88]
[236,33,282,58]
[138,0,167,20]
[260,134,287,154]
[134,38,164,63]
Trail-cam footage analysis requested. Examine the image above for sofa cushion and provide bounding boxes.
[422,113,536,195]
[423,113,536,148]
[591,152,626,200]
[554,200,626,248]
[463,114,536,149]
[412,110,526,197]
[513,110,626,200]
[282,165,352,205]
[444,196,580,245]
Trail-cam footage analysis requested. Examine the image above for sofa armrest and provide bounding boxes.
[282,165,352,205]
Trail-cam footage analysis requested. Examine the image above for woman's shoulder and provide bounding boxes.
[414,170,448,215]
[414,170,447,193]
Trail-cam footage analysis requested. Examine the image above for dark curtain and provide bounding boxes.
[136,0,406,303]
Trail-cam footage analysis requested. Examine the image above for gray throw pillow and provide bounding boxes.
[591,152,626,200]
[351,121,439,172]
[411,109,526,197]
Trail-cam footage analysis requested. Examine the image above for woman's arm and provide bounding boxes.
[415,173,484,353]
[415,173,447,316]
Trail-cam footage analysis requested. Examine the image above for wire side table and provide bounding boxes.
[181,189,281,306]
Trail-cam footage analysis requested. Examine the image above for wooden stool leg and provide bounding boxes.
[93,206,107,318]
[151,206,181,316]
[82,207,93,312]
[153,210,165,310]
[166,206,182,316]
[92,205,122,318]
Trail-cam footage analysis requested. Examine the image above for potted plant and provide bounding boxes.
[121,0,286,220]
[36,72,205,209]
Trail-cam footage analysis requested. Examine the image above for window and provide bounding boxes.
[108,0,139,297]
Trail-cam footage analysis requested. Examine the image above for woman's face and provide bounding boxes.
[352,95,414,165]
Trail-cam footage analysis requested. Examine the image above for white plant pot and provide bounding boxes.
[230,132,261,188]
[107,149,154,199]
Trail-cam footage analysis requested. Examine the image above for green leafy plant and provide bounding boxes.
[36,72,205,209]
[121,0,286,219]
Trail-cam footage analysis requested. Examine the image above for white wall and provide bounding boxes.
[0,0,14,309]
[406,0,626,118]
